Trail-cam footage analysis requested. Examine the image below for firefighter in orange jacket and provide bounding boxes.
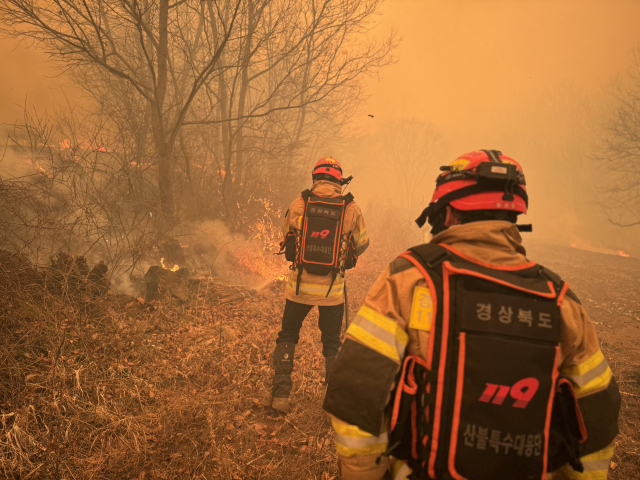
[269,157,369,411]
[324,150,620,480]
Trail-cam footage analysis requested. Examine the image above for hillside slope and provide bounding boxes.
[0,240,638,479]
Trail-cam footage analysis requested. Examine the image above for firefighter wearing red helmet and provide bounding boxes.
[269,157,369,411]
[324,150,620,480]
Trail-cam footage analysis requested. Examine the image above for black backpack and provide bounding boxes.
[384,244,608,480]
[280,189,357,296]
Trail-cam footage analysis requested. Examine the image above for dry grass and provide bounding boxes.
[0,247,390,480]
[0,280,338,479]
[605,346,640,480]
[1,241,638,479]
[527,241,640,480]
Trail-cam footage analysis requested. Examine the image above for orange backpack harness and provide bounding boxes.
[324,244,619,480]
[383,244,617,480]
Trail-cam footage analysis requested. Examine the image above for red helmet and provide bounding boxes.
[416,150,528,228]
[312,157,342,182]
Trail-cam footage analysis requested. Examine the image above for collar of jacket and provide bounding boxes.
[430,220,527,257]
[311,180,342,197]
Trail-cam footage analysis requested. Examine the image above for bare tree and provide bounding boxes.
[185,0,395,221]
[0,0,242,225]
[0,0,394,229]
[337,118,443,248]
[0,108,165,275]
[594,46,640,227]
[377,118,443,212]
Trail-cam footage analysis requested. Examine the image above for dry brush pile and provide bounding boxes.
[0,241,387,480]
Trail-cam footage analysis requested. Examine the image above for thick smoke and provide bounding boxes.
[2,1,640,258]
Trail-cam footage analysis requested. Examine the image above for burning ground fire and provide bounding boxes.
[227,246,288,287]
[160,257,179,272]
[570,243,630,257]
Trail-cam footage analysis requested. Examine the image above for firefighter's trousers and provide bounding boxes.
[276,299,344,355]
[272,299,343,398]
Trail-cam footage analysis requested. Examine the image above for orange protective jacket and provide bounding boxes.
[326,221,619,480]
[281,180,369,306]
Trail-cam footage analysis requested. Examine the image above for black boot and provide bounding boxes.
[324,355,337,385]
[271,342,295,410]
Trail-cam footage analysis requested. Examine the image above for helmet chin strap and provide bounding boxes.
[415,205,432,228]
[428,208,448,235]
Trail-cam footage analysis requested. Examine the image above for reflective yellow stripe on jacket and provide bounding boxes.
[285,277,344,298]
[332,418,388,457]
[558,445,614,480]
[353,227,370,256]
[347,306,409,362]
[353,227,368,245]
[561,350,612,397]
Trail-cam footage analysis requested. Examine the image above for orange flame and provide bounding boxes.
[160,257,179,271]
[570,242,630,257]
[229,246,288,280]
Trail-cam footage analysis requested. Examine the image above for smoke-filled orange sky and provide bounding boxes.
[2,0,640,253]
[3,0,640,129]
[355,0,640,139]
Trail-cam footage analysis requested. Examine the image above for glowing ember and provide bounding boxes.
[277,275,286,281]
[160,257,179,272]
[618,250,630,257]
[180,244,189,248]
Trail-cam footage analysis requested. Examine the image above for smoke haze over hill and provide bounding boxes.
[2,0,640,255]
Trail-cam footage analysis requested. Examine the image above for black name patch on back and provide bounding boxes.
[308,205,341,219]
[461,290,561,343]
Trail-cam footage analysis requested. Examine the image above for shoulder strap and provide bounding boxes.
[392,244,449,284]
[343,192,354,205]
[539,264,581,304]
[407,243,450,270]
[296,189,312,293]
[389,257,413,276]
[398,244,449,299]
